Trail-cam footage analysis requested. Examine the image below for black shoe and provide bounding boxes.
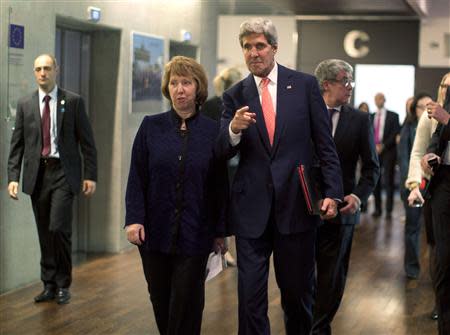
[56,288,71,304]
[372,210,382,218]
[406,273,418,280]
[34,286,55,303]
[431,307,438,320]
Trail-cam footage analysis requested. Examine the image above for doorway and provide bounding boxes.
[55,27,91,256]
[354,64,415,121]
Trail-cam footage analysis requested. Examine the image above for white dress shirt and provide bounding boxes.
[327,105,341,137]
[374,107,387,141]
[229,64,278,146]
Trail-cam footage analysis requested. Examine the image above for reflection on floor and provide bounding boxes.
[0,196,437,335]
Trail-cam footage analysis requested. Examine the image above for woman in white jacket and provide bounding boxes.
[405,71,450,320]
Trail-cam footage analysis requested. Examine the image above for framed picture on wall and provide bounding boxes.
[131,32,165,114]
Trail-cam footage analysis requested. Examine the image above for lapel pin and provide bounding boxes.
[60,99,65,113]
[286,85,292,89]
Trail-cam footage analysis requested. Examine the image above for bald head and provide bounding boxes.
[374,93,385,109]
[33,54,58,93]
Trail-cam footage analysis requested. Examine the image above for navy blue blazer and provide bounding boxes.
[215,64,343,238]
[125,110,228,256]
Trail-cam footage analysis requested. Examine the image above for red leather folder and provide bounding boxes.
[298,165,323,215]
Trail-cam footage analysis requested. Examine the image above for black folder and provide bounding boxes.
[297,165,323,215]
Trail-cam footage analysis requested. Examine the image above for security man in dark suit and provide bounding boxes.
[313,59,380,335]
[371,92,400,219]
[7,54,97,304]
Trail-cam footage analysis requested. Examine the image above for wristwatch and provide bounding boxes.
[407,182,419,191]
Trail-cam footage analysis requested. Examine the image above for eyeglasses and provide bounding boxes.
[329,78,355,89]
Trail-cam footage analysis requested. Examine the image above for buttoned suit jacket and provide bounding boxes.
[371,110,400,160]
[8,88,97,195]
[331,105,380,224]
[215,64,343,238]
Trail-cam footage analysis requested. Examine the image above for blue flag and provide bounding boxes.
[9,24,24,49]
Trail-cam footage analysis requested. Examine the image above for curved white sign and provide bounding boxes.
[344,30,370,58]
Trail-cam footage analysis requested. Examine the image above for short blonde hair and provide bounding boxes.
[437,72,450,106]
[213,67,242,97]
[161,56,208,106]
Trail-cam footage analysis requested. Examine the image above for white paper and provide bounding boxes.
[205,252,224,282]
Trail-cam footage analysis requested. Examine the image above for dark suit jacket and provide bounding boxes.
[8,88,97,195]
[202,96,224,122]
[215,64,343,238]
[332,105,379,216]
[371,110,400,159]
[427,121,450,156]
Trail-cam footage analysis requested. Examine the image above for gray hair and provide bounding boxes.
[314,59,353,94]
[239,18,278,48]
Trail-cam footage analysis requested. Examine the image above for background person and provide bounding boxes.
[125,56,228,335]
[407,73,450,320]
[202,67,242,122]
[7,54,97,305]
[215,18,343,335]
[398,93,432,279]
[357,101,369,113]
[371,92,401,219]
[203,67,242,267]
[421,77,450,335]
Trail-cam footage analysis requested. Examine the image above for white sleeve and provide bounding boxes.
[228,122,242,147]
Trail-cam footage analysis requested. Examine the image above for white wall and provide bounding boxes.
[354,64,415,121]
[0,0,218,293]
[419,16,450,68]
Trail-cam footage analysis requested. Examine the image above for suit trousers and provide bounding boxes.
[373,152,396,214]
[236,215,316,335]
[423,201,438,309]
[31,159,74,289]
[312,215,357,335]
[430,165,450,335]
[138,248,209,335]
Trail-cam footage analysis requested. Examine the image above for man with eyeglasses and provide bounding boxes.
[313,59,380,335]
[371,92,401,219]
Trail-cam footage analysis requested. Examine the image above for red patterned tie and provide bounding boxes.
[41,95,51,157]
[261,78,275,145]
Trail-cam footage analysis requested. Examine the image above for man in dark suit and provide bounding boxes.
[7,54,97,304]
[312,59,380,335]
[422,90,450,335]
[215,18,343,335]
[371,92,400,219]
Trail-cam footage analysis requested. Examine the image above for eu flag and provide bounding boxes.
[9,24,24,49]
